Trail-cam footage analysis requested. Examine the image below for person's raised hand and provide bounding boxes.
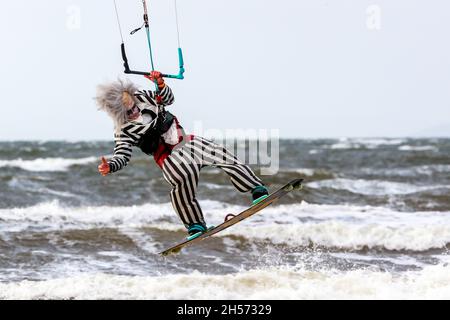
[145,71,165,89]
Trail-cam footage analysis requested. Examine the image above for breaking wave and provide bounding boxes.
[1,264,450,299]
[0,157,97,172]
[1,201,449,252]
[328,138,405,150]
[398,145,439,152]
[307,178,450,195]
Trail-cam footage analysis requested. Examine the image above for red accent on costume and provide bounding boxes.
[153,117,194,169]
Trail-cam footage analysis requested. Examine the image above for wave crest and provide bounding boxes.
[0,157,97,172]
[1,265,450,299]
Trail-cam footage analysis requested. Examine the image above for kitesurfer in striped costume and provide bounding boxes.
[95,72,269,236]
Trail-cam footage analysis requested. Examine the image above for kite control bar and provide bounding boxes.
[114,0,185,89]
[121,43,185,79]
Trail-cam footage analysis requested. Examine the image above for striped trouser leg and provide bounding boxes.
[162,147,204,227]
[190,136,264,193]
[162,136,264,225]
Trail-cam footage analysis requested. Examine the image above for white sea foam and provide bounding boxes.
[237,203,450,250]
[282,168,318,177]
[0,201,181,233]
[1,264,450,299]
[0,200,240,234]
[359,164,450,177]
[398,145,438,152]
[0,157,97,172]
[203,183,233,190]
[329,141,359,150]
[294,168,315,176]
[328,138,405,150]
[222,220,450,251]
[352,138,405,146]
[1,201,449,251]
[307,178,449,195]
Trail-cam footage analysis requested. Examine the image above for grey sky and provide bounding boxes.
[1,0,449,140]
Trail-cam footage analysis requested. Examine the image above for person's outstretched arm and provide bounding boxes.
[98,133,133,176]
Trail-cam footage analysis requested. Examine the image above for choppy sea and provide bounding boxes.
[0,138,449,299]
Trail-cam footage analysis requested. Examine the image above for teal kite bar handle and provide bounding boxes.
[161,48,185,79]
[178,47,184,69]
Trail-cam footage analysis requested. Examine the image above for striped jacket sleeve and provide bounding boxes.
[108,133,133,173]
[135,85,175,107]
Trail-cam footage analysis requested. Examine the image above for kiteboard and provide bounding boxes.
[160,178,304,256]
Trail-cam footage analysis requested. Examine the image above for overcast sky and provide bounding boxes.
[1,0,449,140]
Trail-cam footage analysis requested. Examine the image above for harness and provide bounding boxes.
[136,108,175,155]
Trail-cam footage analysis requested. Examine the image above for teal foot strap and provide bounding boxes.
[186,232,203,241]
[252,194,269,205]
[186,225,215,241]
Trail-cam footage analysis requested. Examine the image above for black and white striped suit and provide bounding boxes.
[162,136,263,227]
[107,85,264,227]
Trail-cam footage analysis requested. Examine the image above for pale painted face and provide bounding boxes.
[122,92,140,121]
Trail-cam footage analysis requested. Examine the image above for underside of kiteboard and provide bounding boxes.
[160,178,303,256]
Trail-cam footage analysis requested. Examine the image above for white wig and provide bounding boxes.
[96,79,139,132]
